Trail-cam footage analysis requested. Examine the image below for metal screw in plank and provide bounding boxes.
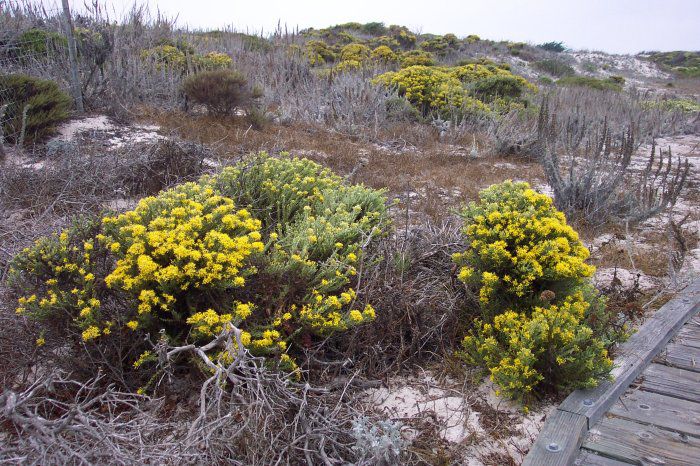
[546,442,561,452]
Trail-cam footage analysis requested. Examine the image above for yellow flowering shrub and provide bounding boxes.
[206,153,387,336]
[454,181,612,399]
[462,293,613,399]
[453,181,594,315]
[371,45,398,63]
[140,45,187,70]
[11,153,387,381]
[339,43,371,62]
[372,65,488,117]
[101,181,263,334]
[374,62,536,117]
[305,40,337,66]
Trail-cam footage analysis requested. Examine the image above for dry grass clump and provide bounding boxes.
[331,221,470,377]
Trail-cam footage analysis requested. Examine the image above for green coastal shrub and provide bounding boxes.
[11,154,388,386]
[16,28,67,56]
[538,41,566,53]
[642,98,700,113]
[305,40,337,65]
[453,181,612,399]
[465,34,480,44]
[533,59,575,77]
[0,74,72,144]
[183,70,255,115]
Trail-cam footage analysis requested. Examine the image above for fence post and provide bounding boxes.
[61,0,84,114]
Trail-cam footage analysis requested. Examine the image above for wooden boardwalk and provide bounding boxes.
[524,279,700,466]
[576,313,700,465]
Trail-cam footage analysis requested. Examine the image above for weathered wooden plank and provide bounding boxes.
[608,388,700,437]
[655,342,700,372]
[574,450,633,465]
[522,410,587,466]
[637,362,700,402]
[675,317,700,349]
[559,279,700,425]
[582,416,700,465]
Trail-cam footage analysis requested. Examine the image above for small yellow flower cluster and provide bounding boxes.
[187,309,234,337]
[193,51,233,70]
[11,221,107,341]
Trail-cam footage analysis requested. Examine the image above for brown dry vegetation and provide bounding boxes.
[148,108,546,223]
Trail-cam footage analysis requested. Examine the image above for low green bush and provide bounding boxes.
[0,73,72,145]
[453,181,613,400]
[11,154,388,387]
[182,69,255,115]
[16,28,67,56]
[532,59,575,77]
[642,98,700,113]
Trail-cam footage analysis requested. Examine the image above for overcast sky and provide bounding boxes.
[60,0,700,54]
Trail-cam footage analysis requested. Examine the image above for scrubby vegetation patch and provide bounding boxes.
[10,154,388,386]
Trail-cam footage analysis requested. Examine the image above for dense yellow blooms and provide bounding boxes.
[373,65,488,116]
[454,181,594,314]
[455,181,610,399]
[102,182,263,328]
[462,293,613,399]
[11,154,387,378]
[373,63,535,116]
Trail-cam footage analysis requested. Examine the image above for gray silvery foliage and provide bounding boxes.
[351,416,406,465]
[44,139,79,158]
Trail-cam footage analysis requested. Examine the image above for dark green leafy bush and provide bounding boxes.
[471,75,529,101]
[538,41,566,53]
[0,74,72,144]
[183,70,255,115]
